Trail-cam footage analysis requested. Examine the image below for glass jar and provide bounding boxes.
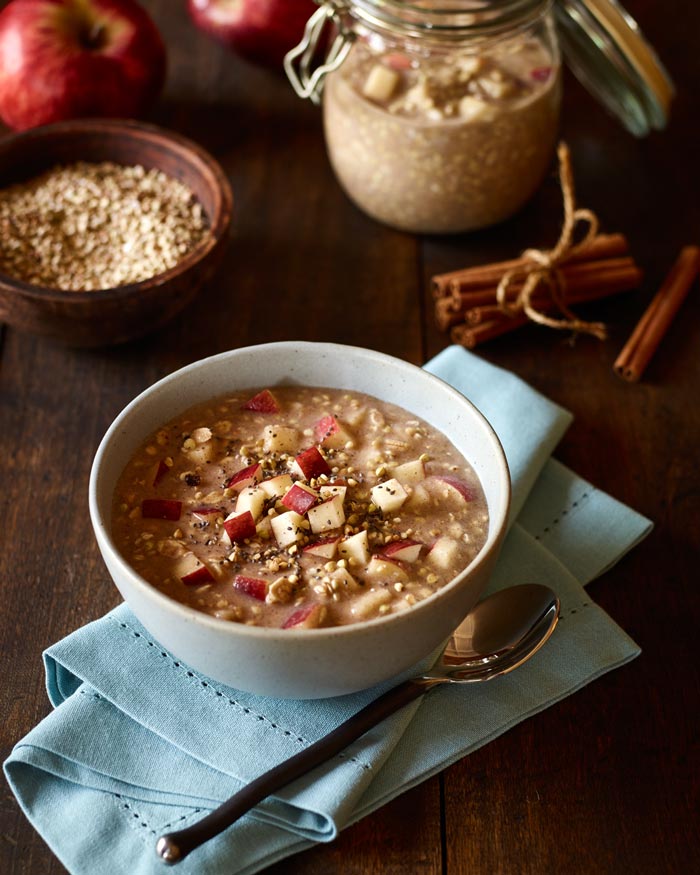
[286,0,672,235]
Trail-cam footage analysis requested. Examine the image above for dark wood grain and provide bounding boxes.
[1,1,698,873]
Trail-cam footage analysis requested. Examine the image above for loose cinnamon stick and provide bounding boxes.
[614,246,700,382]
[432,233,629,298]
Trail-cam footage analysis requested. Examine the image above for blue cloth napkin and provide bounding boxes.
[4,347,652,875]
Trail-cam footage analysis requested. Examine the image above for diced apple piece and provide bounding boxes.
[366,555,408,581]
[302,537,340,559]
[382,539,423,563]
[370,478,408,513]
[314,414,353,450]
[259,473,293,499]
[350,587,393,620]
[330,567,360,592]
[222,510,257,544]
[362,63,400,102]
[390,458,426,487]
[292,446,331,479]
[263,425,299,455]
[226,462,262,491]
[319,483,347,502]
[281,604,326,629]
[282,482,319,515]
[531,66,552,83]
[458,95,494,122]
[150,459,169,487]
[307,494,345,534]
[338,530,370,566]
[427,536,460,570]
[406,482,431,511]
[241,389,279,413]
[270,510,306,547]
[256,515,273,539]
[192,505,222,522]
[343,407,366,428]
[433,475,475,503]
[384,52,413,71]
[173,552,215,586]
[141,498,182,521]
[233,575,268,601]
[235,486,267,520]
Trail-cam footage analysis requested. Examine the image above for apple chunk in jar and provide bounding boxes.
[112,386,489,629]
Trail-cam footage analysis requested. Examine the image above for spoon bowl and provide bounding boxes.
[156,583,559,864]
[434,583,560,680]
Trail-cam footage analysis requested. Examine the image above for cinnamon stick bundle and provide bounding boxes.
[432,234,642,348]
[432,233,630,298]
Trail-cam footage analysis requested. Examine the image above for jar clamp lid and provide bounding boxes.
[555,0,673,135]
[286,0,673,134]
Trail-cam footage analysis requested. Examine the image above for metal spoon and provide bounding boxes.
[156,583,559,864]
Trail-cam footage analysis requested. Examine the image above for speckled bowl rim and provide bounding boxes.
[89,342,511,642]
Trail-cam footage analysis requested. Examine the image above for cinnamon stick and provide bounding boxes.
[432,233,629,298]
[614,246,700,382]
[436,265,643,331]
[448,254,637,296]
[465,269,643,324]
[447,262,641,308]
[451,315,528,348]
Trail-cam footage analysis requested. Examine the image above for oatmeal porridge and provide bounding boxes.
[112,387,489,629]
[323,34,561,233]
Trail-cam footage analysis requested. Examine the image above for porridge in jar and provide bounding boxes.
[323,32,561,233]
[112,387,489,629]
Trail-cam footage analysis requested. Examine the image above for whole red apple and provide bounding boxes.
[0,0,166,131]
[187,0,316,70]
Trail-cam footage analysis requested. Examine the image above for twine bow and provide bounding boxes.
[496,142,607,340]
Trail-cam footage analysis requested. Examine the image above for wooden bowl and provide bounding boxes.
[0,119,233,347]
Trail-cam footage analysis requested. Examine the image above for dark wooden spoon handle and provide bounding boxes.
[156,679,429,864]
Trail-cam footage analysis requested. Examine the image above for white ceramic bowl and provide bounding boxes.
[89,342,511,699]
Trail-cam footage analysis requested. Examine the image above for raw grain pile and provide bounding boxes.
[0,161,209,291]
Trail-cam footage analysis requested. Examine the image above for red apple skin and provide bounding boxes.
[181,564,215,586]
[141,498,182,521]
[436,476,475,502]
[294,446,330,479]
[233,574,268,601]
[281,483,317,515]
[0,0,166,131]
[225,462,262,490]
[187,0,316,71]
[223,510,256,542]
[241,388,279,413]
[381,539,423,562]
[151,458,168,487]
[302,536,340,558]
[282,603,324,629]
[314,414,337,442]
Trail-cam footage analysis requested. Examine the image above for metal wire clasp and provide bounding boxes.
[284,2,355,104]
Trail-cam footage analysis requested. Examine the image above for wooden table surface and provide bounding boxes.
[1,2,698,873]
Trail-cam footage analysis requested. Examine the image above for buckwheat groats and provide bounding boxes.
[0,161,209,291]
[112,386,489,629]
[323,35,561,233]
